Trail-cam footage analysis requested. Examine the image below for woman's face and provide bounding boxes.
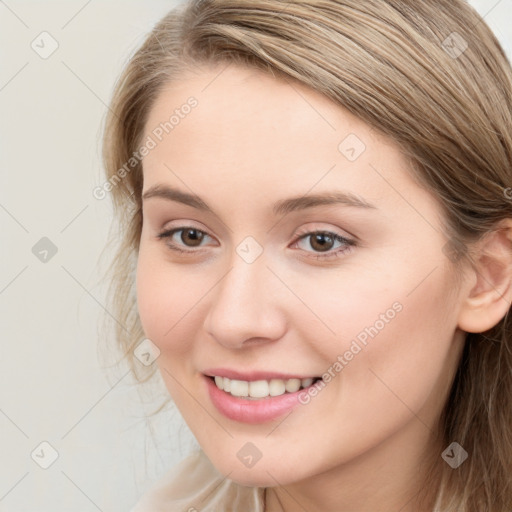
[136,63,467,488]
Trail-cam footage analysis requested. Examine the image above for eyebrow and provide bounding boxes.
[142,184,377,215]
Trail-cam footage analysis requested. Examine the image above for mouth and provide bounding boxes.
[201,368,324,423]
[206,375,322,400]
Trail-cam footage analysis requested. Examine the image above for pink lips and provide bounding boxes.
[202,368,320,424]
[203,368,316,381]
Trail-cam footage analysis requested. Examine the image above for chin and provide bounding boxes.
[205,450,306,487]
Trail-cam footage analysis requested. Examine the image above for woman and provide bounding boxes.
[101,1,512,510]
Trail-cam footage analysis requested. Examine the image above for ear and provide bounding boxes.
[457,219,512,333]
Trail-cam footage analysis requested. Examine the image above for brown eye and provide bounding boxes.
[180,228,205,247]
[309,233,335,252]
[157,226,214,254]
[294,230,354,260]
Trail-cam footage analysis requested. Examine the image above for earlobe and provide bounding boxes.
[457,220,512,334]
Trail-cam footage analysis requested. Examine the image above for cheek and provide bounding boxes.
[367,278,457,391]
[135,248,202,353]
[281,270,459,474]
[275,258,408,361]
[332,269,458,431]
[289,249,458,412]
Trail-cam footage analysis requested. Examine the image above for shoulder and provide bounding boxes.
[130,449,265,512]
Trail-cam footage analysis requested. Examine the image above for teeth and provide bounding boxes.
[212,376,317,399]
[214,376,224,390]
[230,379,249,397]
[301,378,313,388]
[249,380,269,398]
[269,379,286,396]
[285,378,301,393]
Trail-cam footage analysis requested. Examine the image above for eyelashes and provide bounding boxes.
[156,226,356,260]
[292,230,355,259]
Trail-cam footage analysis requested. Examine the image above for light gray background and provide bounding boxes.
[1,1,511,511]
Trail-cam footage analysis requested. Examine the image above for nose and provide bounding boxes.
[203,253,288,349]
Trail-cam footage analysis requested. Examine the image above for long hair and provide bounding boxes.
[101,1,512,510]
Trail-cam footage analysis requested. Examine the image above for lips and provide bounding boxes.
[202,368,322,423]
[203,368,319,382]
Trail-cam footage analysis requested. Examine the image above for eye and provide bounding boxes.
[157,226,213,252]
[293,230,355,260]
[157,225,355,260]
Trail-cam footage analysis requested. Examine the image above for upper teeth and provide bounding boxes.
[214,376,315,399]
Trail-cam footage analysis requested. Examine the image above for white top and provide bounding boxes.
[130,449,266,511]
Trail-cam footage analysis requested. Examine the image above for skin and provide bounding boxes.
[135,63,507,512]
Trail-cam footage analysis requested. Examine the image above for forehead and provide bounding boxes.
[143,63,356,154]
[140,63,430,220]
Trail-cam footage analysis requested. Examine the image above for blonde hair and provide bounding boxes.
[101,1,512,510]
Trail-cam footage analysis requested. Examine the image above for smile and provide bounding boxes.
[203,372,323,423]
[212,376,320,399]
